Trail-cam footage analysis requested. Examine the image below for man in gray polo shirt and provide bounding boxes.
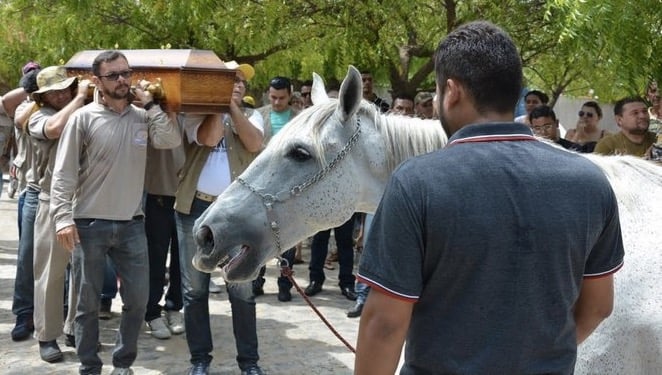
[51,50,180,375]
[355,21,624,374]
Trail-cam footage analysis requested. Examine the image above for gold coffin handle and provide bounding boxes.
[79,76,166,101]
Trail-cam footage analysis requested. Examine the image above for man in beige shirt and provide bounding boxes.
[51,50,180,375]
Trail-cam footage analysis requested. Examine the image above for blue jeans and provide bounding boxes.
[12,187,38,318]
[355,214,373,304]
[144,193,182,321]
[72,217,149,374]
[176,197,259,370]
[309,215,356,289]
[17,189,25,238]
[101,255,118,300]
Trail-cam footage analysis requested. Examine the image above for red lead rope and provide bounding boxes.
[281,265,357,354]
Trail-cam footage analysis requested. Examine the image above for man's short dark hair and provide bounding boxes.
[529,105,557,123]
[92,50,128,76]
[269,76,292,93]
[614,97,645,116]
[393,92,415,103]
[301,80,313,88]
[434,21,522,115]
[525,90,549,104]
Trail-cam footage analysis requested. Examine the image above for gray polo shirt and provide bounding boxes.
[51,102,180,231]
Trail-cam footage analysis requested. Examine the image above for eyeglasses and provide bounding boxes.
[578,111,594,118]
[531,124,555,132]
[98,70,132,81]
[270,76,291,90]
[234,76,247,86]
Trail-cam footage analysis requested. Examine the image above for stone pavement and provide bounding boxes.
[0,183,360,375]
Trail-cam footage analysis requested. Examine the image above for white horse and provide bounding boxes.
[193,66,662,373]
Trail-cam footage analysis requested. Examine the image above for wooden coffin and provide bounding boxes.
[64,49,236,113]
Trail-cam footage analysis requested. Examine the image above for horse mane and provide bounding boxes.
[272,100,448,171]
[581,153,662,208]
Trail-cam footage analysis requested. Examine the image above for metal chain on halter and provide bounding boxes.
[236,116,362,354]
[237,116,362,256]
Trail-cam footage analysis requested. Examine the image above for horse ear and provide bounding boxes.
[311,72,329,105]
[336,65,362,123]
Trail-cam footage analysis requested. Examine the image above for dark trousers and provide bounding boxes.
[254,247,296,291]
[144,194,182,321]
[309,215,356,289]
[177,197,259,369]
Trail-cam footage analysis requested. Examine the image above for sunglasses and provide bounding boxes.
[270,76,291,90]
[98,70,132,81]
[301,92,311,97]
[578,111,594,118]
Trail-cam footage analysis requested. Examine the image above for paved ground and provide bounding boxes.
[0,182,361,374]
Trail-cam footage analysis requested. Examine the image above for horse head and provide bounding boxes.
[192,66,376,281]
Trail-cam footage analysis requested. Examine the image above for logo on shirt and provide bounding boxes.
[133,129,148,147]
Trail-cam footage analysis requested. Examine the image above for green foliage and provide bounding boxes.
[0,0,659,104]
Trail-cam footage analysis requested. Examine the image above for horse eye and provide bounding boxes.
[286,146,312,162]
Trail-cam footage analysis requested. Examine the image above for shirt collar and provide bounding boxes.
[448,122,537,146]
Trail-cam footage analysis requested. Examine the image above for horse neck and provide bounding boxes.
[373,111,448,172]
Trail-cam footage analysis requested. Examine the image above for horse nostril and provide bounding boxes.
[195,225,215,254]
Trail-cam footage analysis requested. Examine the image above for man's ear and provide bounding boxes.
[442,78,462,109]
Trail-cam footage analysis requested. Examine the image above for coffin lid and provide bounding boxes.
[64,49,231,71]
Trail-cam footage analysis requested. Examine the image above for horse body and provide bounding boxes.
[193,66,661,373]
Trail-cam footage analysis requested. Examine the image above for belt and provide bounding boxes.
[195,191,217,203]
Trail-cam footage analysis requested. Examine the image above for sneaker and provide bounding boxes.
[98,298,112,320]
[209,279,223,294]
[110,368,134,375]
[165,310,185,334]
[147,316,171,339]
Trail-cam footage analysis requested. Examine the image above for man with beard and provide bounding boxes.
[355,21,623,374]
[594,97,657,157]
[51,50,181,375]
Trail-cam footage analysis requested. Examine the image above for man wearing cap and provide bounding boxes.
[22,66,90,362]
[414,91,434,119]
[51,50,180,375]
[174,61,265,375]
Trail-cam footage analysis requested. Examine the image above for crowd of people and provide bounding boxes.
[0,19,659,375]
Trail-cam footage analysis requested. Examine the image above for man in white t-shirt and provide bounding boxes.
[173,62,266,375]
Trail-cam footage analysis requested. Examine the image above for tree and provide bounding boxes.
[1,0,659,103]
